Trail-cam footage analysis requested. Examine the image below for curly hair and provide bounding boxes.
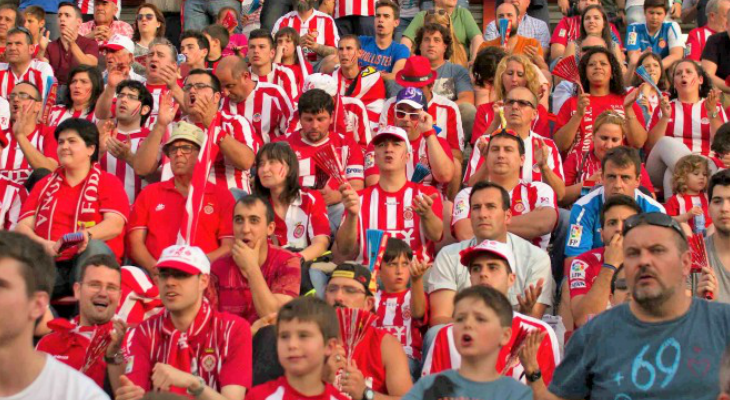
[472,47,507,87]
[579,5,614,51]
[415,23,453,61]
[672,154,709,194]
[579,46,625,96]
[630,52,670,91]
[668,59,714,100]
[493,54,542,101]
[423,9,467,67]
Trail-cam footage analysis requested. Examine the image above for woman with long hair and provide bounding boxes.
[46,65,102,127]
[626,52,670,126]
[423,8,468,68]
[646,59,727,195]
[554,46,647,157]
[132,3,165,78]
[253,142,330,261]
[471,46,506,106]
[564,5,625,68]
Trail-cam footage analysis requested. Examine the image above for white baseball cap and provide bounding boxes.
[156,245,211,275]
[102,34,135,54]
[302,73,338,97]
[373,125,412,153]
[459,240,515,272]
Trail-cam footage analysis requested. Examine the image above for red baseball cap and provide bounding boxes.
[156,245,211,275]
[459,240,515,272]
[95,0,119,6]
[395,56,437,88]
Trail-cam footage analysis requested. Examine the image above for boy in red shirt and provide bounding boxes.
[247,297,350,400]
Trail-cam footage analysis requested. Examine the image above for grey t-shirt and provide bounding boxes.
[433,62,473,102]
[549,299,730,400]
[705,235,730,304]
[402,370,532,400]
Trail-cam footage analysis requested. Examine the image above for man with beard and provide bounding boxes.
[36,254,122,387]
[480,4,548,71]
[0,28,54,102]
[323,263,413,399]
[704,169,730,303]
[543,213,730,400]
[78,0,132,46]
[272,0,338,65]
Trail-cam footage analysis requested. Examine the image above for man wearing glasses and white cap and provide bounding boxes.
[101,33,145,83]
[113,244,252,400]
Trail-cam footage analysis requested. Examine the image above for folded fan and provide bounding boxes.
[411,163,431,184]
[500,326,530,376]
[336,308,378,362]
[81,324,112,373]
[689,233,714,300]
[635,65,663,95]
[498,18,511,48]
[553,56,583,93]
[312,144,347,186]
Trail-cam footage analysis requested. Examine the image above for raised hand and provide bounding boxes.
[231,238,262,279]
[412,193,437,217]
[339,183,360,216]
[156,92,179,127]
[517,278,545,316]
[115,375,145,400]
[417,110,434,135]
[409,258,431,281]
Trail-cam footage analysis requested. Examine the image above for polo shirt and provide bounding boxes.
[46,36,99,85]
[128,179,234,261]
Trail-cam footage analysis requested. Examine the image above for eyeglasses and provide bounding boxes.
[83,282,121,294]
[622,212,687,241]
[395,109,421,121]
[325,284,366,296]
[137,13,155,21]
[166,144,197,155]
[9,92,40,101]
[183,83,214,91]
[117,92,140,101]
[505,98,536,109]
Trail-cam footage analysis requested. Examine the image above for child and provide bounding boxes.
[404,285,532,400]
[625,0,683,71]
[373,238,429,380]
[666,154,713,233]
[247,297,350,399]
[217,7,248,57]
[202,24,229,71]
[275,27,313,92]
[22,6,46,58]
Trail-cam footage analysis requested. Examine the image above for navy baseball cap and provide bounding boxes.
[396,87,426,110]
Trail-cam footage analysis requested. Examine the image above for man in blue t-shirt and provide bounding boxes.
[358,0,409,81]
[626,0,684,70]
[546,212,730,400]
[565,147,665,260]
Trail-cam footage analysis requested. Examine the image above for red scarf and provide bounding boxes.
[161,299,213,394]
[47,316,113,373]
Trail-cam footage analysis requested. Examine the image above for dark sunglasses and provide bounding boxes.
[137,13,155,21]
[622,212,686,241]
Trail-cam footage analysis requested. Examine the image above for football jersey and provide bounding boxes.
[0,175,26,230]
[562,149,656,193]
[272,10,340,63]
[333,67,385,132]
[271,188,331,249]
[648,98,727,156]
[248,376,350,400]
[664,193,712,232]
[471,102,551,145]
[685,26,716,61]
[452,181,557,249]
[421,312,561,384]
[0,60,54,102]
[46,105,96,127]
[251,63,299,102]
[142,83,171,129]
[220,81,294,143]
[0,125,57,184]
[551,16,623,47]
[117,266,163,328]
[567,247,605,298]
[99,128,150,204]
[284,131,364,189]
[625,21,683,58]
[374,289,427,360]
[333,0,375,18]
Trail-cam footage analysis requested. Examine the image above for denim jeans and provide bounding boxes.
[184,0,242,32]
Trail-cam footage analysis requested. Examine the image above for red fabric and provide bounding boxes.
[562,149,655,193]
[209,245,301,323]
[351,327,388,394]
[221,82,294,143]
[272,10,340,63]
[374,289,427,360]
[99,128,150,204]
[128,179,234,260]
[0,60,54,101]
[288,96,372,150]
[471,102,551,144]
[251,63,300,101]
[123,299,253,391]
[117,266,163,327]
[248,376,351,399]
[46,105,96,128]
[270,189,330,249]
[333,68,385,131]
[281,61,314,93]
[283,131,364,189]
[550,16,623,47]
[648,98,728,157]
[567,247,604,298]
[333,0,375,18]
[382,94,464,152]
[0,175,27,230]
[664,193,712,231]
[685,26,716,61]
[0,125,58,174]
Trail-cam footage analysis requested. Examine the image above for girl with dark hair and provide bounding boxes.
[625,52,669,125]
[132,3,165,78]
[555,47,647,158]
[46,65,102,127]
[564,5,625,69]
[253,142,331,261]
[646,59,727,196]
[471,46,506,106]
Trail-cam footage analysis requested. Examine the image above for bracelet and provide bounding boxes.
[602,263,618,271]
[423,129,436,139]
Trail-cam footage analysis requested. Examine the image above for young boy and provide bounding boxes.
[403,284,532,400]
[373,238,429,379]
[203,24,229,71]
[22,6,46,57]
[626,0,683,70]
[275,27,313,92]
[247,297,351,399]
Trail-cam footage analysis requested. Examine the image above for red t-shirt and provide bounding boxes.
[351,326,389,394]
[209,245,301,323]
[282,132,364,190]
[19,169,130,260]
[665,193,712,231]
[0,175,26,230]
[271,189,330,249]
[567,247,605,298]
[128,179,234,261]
[248,376,351,400]
[374,289,428,360]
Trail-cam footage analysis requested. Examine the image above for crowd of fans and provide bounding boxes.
[1,0,730,398]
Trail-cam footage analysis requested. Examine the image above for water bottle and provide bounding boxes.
[694,214,706,236]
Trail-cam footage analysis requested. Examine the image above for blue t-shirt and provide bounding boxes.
[403,370,532,400]
[19,0,59,12]
[564,187,666,257]
[550,300,730,400]
[358,35,410,73]
[626,21,683,58]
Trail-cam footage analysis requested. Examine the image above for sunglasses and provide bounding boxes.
[622,212,686,241]
[505,98,536,109]
[137,13,155,21]
[395,109,421,120]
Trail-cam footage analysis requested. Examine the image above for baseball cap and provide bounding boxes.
[331,263,373,296]
[396,87,426,110]
[302,73,337,97]
[163,121,205,148]
[156,245,211,275]
[101,34,134,54]
[373,125,412,153]
[459,240,515,273]
[95,0,119,6]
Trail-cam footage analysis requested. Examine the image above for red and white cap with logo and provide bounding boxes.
[156,245,211,275]
[101,33,134,54]
[303,73,338,97]
[459,240,515,272]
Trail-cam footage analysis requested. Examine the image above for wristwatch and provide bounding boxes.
[187,376,206,398]
[361,387,375,400]
[103,352,125,365]
[525,369,542,383]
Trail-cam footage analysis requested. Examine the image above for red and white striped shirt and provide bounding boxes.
[99,128,150,204]
[77,0,121,18]
[421,312,561,384]
[0,60,54,101]
[665,193,712,232]
[333,67,385,132]
[452,181,557,249]
[47,105,96,127]
[374,289,427,360]
[271,188,331,250]
[562,148,656,192]
[0,175,26,230]
[221,81,294,143]
[287,95,373,150]
[117,266,163,328]
[142,83,171,129]
[248,376,350,400]
[348,182,443,263]
[0,125,57,184]
[251,63,299,102]
[649,98,728,157]
[380,93,464,152]
[0,96,9,131]
[272,10,340,63]
[333,0,375,18]
[686,26,715,61]
[463,132,563,185]
[471,102,551,144]
[283,131,364,189]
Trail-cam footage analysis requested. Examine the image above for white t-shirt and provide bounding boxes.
[0,355,110,400]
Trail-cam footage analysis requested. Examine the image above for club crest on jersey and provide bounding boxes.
[204,204,214,215]
[404,207,414,221]
[701,118,710,124]
[402,305,412,320]
[253,113,262,122]
[202,354,217,372]
[658,39,666,49]
[455,199,467,215]
[513,201,525,213]
[293,223,305,238]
